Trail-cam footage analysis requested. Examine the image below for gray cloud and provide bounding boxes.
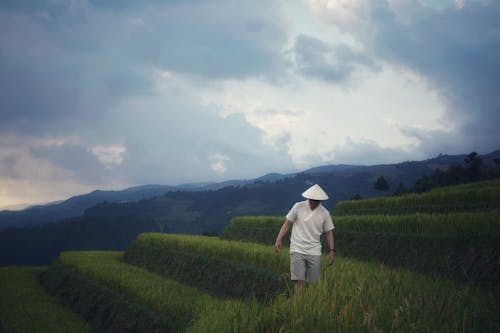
[329,137,419,165]
[30,144,112,185]
[0,0,293,200]
[322,0,500,154]
[99,92,294,185]
[0,0,288,131]
[292,34,379,82]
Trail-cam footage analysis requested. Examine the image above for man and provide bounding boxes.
[274,184,335,292]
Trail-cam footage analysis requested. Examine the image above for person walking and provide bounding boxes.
[274,184,335,292]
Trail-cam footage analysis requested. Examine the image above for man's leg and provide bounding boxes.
[305,255,322,283]
[290,252,306,293]
[294,280,303,293]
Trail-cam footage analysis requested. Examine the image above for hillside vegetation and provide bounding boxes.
[223,179,500,297]
[1,178,499,332]
[0,266,91,333]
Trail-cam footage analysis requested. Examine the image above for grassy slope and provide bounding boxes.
[55,251,263,333]
[0,266,92,333]
[334,178,500,215]
[125,234,499,332]
[2,179,499,332]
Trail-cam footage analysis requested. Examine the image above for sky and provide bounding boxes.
[1,0,499,209]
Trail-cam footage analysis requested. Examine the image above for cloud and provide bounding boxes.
[0,133,99,209]
[0,0,296,206]
[90,144,126,168]
[1,0,499,208]
[310,0,500,154]
[0,0,288,132]
[326,136,419,165]
[291,34,379,82]
[209,153,230,175]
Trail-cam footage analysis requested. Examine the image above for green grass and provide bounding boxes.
[334,210,500,236]
[28,239,500,332]
[229,209,500,237]
[334,178,500,215]
[130,234,499,332]
[262,256,499,332]
[135,233,290,274]
[123,240,289,301]
[56,251,265,332]
[0,266,91,333]
[230,216,284,228]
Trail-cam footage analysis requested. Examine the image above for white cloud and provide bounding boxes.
[209,153,231,175]
[0,133,94,209]
[201,60,447,168]
[1,0,499,208]
[90,144,127,168]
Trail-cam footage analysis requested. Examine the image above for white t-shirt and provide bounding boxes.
[286,200,335,255]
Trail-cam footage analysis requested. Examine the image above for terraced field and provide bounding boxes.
[1,179,499,332]
[223,179,500,296]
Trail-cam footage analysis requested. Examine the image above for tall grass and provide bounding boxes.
[334,210,500,236]
[335,178,500,215]
[135,233,290,274]
[57,251,267,332]
[230,216,284,228]
[128,234,498,332]
[227,209,500,237]
[0,266,91,333]
[262,256,498,332]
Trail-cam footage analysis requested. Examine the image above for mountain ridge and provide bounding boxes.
[1,149,499,230]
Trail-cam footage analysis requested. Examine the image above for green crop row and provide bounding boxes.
[40,262,174,333]
[334,210,500,236]
[230,216,284,228]
[221,216,500,294]
[123,239,290,301]
[226,209,500,238]
[221,224,286,246]
[49,251,265,333]
[135,233,290,274]
[0,266,91,333]
[334,178,500,215]
[135,233,498,331]
[262,256,498,332]
[43,241,499,332]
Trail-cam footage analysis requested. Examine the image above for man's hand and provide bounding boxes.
[274,240,282,253]
[274,220,291,253]
[328,251,335,265]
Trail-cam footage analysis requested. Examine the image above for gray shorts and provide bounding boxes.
[290,252,321,283]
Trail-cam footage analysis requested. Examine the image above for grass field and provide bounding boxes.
[1,179,499,332]
[335,178,500,215]
[0,266,92,333]
[126,233,499,332]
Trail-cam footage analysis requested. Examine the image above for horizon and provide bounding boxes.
[1,1,500,209]
[2,148,494,211]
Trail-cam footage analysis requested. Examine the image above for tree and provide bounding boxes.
[393,182,407,196]
[374,176,390,191]
[464,151,483,180]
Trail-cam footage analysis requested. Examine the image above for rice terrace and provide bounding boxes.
[1,178,499,332]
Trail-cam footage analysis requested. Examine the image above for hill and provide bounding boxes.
[2,176,499,331]
[3,150,498,231]
[1,150,499,265]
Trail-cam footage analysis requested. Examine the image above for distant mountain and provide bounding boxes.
[303,164,364,174]
[0,184,179,230]
[1,149,500,265]
[1,150,499,231]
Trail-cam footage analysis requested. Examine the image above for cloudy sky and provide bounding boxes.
[1,0,499,209]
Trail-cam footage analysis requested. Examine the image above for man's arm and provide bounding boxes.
[274,219,292,252]
[326,230,335,265]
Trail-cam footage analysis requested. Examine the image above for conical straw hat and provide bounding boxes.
[301,184,329,200]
